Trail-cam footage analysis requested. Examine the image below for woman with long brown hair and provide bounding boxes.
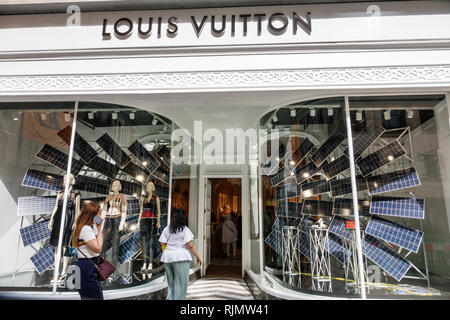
[72,202,104,300]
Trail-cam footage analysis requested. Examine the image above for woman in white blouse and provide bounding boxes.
[159,209,202,300]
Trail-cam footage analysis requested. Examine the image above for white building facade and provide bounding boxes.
[0,1,450,299]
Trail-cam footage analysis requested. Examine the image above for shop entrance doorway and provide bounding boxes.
[203,178,242,278]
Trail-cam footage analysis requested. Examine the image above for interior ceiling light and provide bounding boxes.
[112,112,118,120]
[310,108,316,117]
[384,110,391,121]
[327,108,333,116]
[290,109,296,117]
[272,114,278,122]
[88,112,94,120]
[129,112,135,120]
[407,110,414,119]
[64,113,71,122]
[40,113,47,121]
[356,110,363,121]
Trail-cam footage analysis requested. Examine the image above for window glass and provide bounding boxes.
[68,102,175,290]
[260,97,361,296]
[349,95,450,298]
[0,102,75,290]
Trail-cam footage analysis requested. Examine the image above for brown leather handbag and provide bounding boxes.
[78,246,116,281]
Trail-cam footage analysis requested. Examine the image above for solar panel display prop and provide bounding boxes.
[96,133,131,168]
[276,200,301,218]
[325,233,352,265]
[363,234,412,282]
[74,175,111,195]
[367,167,420,195]
[151,164,170,185]
[291,137,315,167]
[261,142,287,176]
[330,175,368,197]
[57,126,98,164]
[365,216,423,253]
[370,196,425,219]
[301,200,333,217]
[30,245,55,274]
[344,121,385,160]
[296,231,312,260]
[301,180,331,197]
[155,183,169,200]
[17,196,56,216]
[128,140,161,173]
[22,169,63,192]
[294,161,320,184]
[321,155,350,181]
[273,216,300,232]
[85,156,120,179]
[36,144,85,176]
[20,221,51,247]
[332,198,371,218]
[122,161,150,182]
[275,183,298,201]
[265,229,283,255]
[270,168,296,187]
[116,179,143,196]
[356,140,407,177]
[118,231,141,264]
[126,197,141,215]
[156,145,171,167]
[310,132,346,167]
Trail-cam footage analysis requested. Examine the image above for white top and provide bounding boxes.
[221,218,238,243]
[159,226,194,263]
[77,225,99,259]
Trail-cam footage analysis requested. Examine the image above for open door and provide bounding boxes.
[203,178,212,274]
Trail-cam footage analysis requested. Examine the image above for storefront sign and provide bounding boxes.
[101,12,311,40]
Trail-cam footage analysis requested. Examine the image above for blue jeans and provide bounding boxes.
[76,257,103,300]
[165,261,190,300]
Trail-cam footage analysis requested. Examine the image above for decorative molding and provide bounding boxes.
[1,65,450,94]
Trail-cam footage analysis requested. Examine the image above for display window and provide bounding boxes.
[0,101,191,293]
[259,94,450,298]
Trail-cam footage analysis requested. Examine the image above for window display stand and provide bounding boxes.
[342,230,369,294]
[309,226,332,293]
[281,226,301,288]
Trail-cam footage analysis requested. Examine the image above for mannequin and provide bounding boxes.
[101,180,127,270]
[138,180,161,278]
[48,174,81,281]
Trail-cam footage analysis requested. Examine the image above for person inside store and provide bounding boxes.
[221,213,239,260]
[71,202,104,300]
[159,208,202,300]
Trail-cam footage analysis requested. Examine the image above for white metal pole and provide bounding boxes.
[167,123,174,225]
[257,135,265,282]
[52,100,78,295]
[344,96,367,299]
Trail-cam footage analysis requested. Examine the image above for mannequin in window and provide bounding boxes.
[48,173,81,281]
[138,180,161,278]
[100,180,127,270]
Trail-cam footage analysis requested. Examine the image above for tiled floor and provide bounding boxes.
[186,278,254,300]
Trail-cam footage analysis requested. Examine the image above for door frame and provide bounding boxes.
[198,174,247,278]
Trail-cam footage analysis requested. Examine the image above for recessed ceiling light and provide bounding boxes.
[290,109,296,117]
[387,155,394,161]
[289,160,295,166]
[129,112,135,120]
[407,110,414,119]
[310,108,316,117]
[142,161,148,166]
[88,112,94,120]
[356,111,363,121]
[303,172,310,178]
[384,110,391,121]
[112,112,118,120]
